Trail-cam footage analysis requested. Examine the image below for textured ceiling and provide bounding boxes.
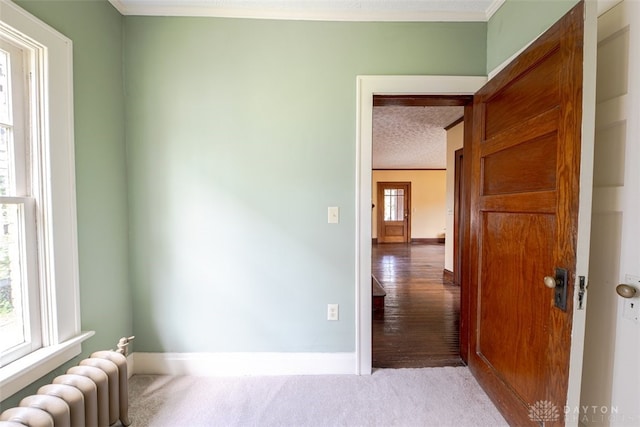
[110,0,504,21]
[373,106,463,169]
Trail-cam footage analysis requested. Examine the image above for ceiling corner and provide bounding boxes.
[108,0,129,15]
[485,0,506,20]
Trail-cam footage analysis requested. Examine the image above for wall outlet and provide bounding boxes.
[327,303,339,321]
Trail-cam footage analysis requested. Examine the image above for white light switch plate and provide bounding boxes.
[328,207,339,224]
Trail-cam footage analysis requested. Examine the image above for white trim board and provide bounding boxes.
[107,0,506,21]
[0,332,94,400]
[355,75,486,375]
[131,352,356,376]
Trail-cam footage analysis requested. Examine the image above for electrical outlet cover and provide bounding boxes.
[327,303,339,321]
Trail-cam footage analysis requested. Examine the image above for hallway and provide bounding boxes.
[372,243,463,368]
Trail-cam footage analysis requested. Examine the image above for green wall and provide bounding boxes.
[2,0,585,408]
[124,17,486,353]
[486,0,580,73]
[1,0,130,407]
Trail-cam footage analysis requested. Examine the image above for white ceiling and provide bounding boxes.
[109,0,505,21]
[373,106,463,169]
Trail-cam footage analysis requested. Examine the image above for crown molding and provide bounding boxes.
[108,0,504,22]
[108,0,128,15]
[485,0,506,20]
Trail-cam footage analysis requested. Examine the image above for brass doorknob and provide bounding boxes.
[544,276,559,288]
[616,284,637,299]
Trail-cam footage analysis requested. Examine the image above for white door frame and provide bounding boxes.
[354,75,487,374]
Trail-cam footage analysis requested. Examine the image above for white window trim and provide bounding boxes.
[0,0,93,400]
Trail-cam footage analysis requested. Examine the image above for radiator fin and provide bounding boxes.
[0,348,131,427]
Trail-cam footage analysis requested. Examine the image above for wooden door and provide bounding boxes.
[468,2,595,425]
[377,182,410,243]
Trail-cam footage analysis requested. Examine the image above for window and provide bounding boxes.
[383,188,405,221]
[0,0,92,400]
[0,32,42,366]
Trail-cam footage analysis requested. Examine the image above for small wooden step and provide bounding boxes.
[372,275,386,317]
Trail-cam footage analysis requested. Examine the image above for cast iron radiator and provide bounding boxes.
[0,337,134,427]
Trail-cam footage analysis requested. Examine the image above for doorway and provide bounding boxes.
[360,5,597,423]
[370,94,473,368]
[356,76,486,374]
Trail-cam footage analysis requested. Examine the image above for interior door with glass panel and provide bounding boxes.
[377,182,410,243]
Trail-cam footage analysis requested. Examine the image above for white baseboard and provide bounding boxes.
[131,352,357,376]
[126,353,134,378]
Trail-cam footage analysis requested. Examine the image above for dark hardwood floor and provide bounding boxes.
[372,243,463,368]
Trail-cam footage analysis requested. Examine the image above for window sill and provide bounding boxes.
[0,331,95,401]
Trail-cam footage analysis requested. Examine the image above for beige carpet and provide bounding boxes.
[126,367,507,426]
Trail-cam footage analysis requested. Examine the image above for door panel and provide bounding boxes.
[377,182,411,243]
[469,2,593,425]
[482,132,558,195]
[484,51,562,138]
[479,212,555,405]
